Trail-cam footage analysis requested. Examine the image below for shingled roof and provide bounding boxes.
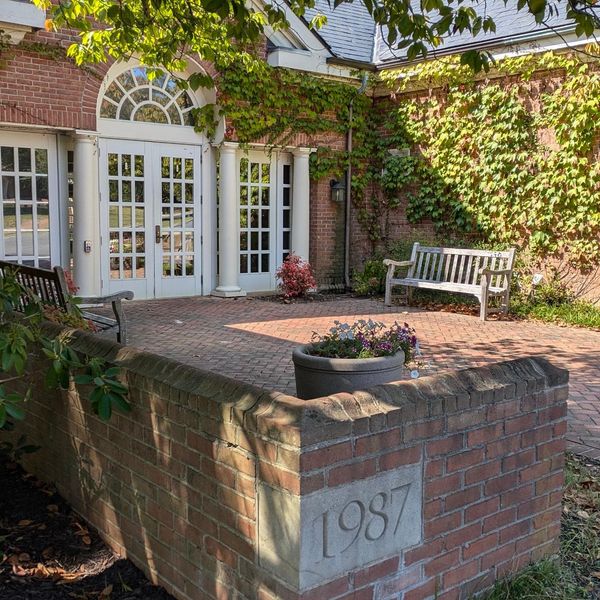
[302,0,591,68]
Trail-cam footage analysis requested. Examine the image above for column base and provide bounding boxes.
[211,287,247,298]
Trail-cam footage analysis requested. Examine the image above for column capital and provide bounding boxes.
[291,147,314,158]
[73,130,98,143]
[218,141,239,154]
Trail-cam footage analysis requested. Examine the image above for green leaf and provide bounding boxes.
[98,396,112,421]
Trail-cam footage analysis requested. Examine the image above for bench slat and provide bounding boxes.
[417,246,513,258]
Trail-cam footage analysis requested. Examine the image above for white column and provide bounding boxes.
[72,132,101,297]
[291,147,311,263]
[212,142,246,297]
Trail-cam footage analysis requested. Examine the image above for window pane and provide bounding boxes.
[21,204,33,230]
[35,149,48,174]
[2,176,15,200]
[135,155,144,176]
[105,82,124,103]
[134,104,168,123]
[36,176,48,202]
[1,147,14,172]
[18,148,31,172]
[19,177,32,201]
[100,99,117,119]
[240,158,248,182]
[38,230,50,256]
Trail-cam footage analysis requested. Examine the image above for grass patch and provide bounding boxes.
[479,454,600,599]
[510,299,600,330]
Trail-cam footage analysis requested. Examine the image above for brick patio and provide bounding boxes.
[118,295,600,458]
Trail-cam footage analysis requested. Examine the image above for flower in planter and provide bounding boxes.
[308,319,419,365]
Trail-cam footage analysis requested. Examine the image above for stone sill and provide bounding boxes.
[0,0,46,44]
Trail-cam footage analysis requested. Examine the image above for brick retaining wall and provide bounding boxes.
[12,326,567,599]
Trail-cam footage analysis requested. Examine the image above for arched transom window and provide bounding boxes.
[99,67,196,126]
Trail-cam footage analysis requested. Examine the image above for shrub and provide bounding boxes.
[276,253,316,299]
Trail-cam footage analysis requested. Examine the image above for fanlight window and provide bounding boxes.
[100,67,196,126]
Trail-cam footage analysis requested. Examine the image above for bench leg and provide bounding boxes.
[480,284,489,322]
[111,299,127,345]
[502,290,510,314]
[384,278,392,306]
[407,287,413,306]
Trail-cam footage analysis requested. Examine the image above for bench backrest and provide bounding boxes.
[408,244,516,289]
[0,261,71,312]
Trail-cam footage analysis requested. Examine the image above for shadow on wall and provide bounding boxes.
[16,327,303,599]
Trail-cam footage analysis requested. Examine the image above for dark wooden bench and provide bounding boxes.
[384,243,516,321]
[0,261,133,345]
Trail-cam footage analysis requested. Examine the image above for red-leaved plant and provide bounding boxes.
[276,253,316,299]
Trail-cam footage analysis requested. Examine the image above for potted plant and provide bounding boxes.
[292,319,419,399]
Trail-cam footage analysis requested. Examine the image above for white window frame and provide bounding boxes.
[0,131,61,268]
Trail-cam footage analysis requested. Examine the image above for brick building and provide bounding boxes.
[0,0,594,298]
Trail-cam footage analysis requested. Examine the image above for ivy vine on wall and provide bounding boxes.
[379,51,600,268]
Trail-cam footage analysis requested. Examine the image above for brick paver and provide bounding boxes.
[120,296,600,457]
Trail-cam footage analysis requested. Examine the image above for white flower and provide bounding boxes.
[410,370,420,379]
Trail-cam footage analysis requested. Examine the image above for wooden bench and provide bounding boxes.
[383,243,516,321]
[0,261,134,344]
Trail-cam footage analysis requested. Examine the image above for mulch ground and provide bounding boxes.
[0,458,174,599]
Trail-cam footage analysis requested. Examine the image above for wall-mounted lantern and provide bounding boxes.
[330,178,346,203]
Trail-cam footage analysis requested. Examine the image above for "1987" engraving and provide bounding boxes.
[320,484,412,558]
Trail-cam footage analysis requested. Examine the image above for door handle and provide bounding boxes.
[155,225,161,244]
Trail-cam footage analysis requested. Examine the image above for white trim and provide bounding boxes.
[253,0,332,58]
[0,1,45,44]
[267,48,355,78]
[0,130,61,268]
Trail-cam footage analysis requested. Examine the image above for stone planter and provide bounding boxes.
[292,344,405,400]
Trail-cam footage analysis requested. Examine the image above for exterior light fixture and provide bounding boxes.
[330,178,346,203]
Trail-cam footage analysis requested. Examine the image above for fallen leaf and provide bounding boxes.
[82,535,91,545]
[47,504,59,513]
[17,519,33,527]
[100,584,113,597]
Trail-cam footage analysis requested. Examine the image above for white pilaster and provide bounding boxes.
[72,132,101,296]
[212,142,246,297]
[291,148,311,262]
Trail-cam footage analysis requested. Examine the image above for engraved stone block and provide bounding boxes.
[258,464,423,591]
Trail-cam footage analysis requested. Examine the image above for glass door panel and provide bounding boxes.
[153,145,202,298]
[238,153,276,292]
[100,139,153,298]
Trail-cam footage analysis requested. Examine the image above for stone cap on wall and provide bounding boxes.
[41,322,568,450]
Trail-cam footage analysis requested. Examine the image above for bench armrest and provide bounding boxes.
[77,291,133,345]
[77,291,134,303]
[383,259,414,268]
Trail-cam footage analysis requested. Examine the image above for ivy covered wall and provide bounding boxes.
[358,52,600,283]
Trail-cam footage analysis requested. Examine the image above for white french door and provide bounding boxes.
[0,132,60,269]
[100,139,202,299]
[237,151,292,292]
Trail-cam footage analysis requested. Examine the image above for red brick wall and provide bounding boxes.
[0,29,106,130]
[12,324,567,600]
